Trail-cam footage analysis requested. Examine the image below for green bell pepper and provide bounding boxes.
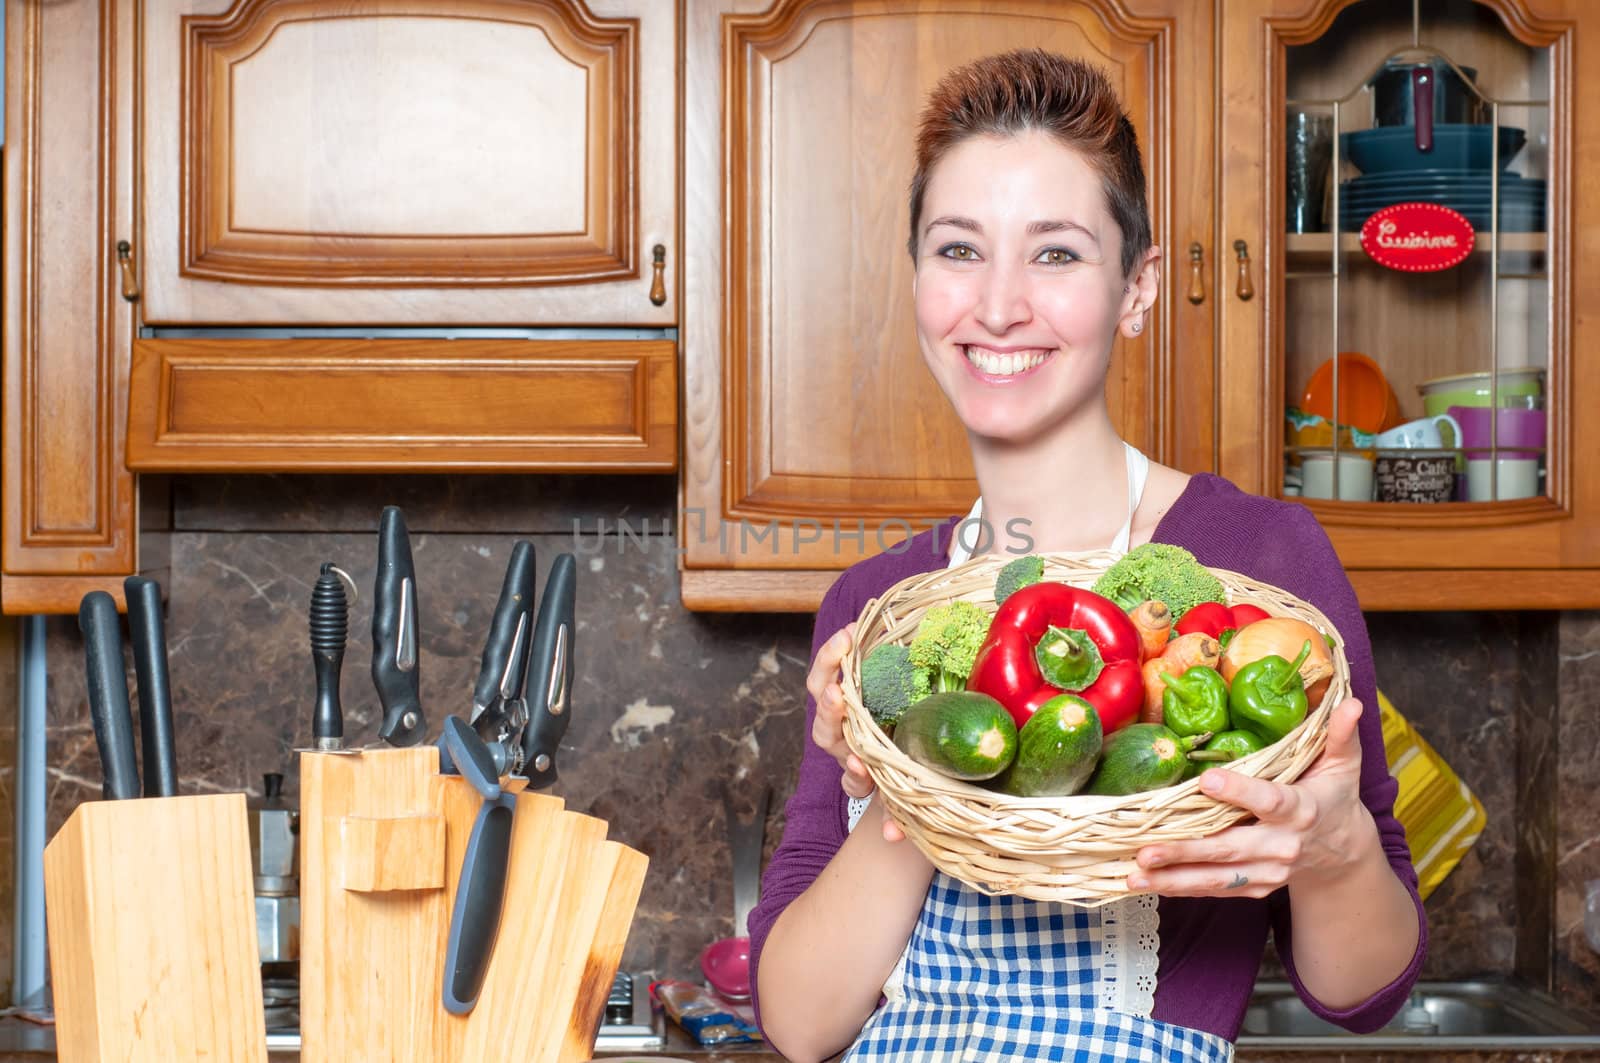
[1159,665,1229,738]
[1227,640,1312,744]
[1182,727,1266,781]
[1206,729,1267,759]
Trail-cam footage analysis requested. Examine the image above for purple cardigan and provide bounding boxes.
[748,473,1428,1044]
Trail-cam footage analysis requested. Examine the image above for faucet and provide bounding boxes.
[1400,991,1439,1035]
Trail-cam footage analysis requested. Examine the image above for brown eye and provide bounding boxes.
[938,243,978,261]
[1039,248,1077,266]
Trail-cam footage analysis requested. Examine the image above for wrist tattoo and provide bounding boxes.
[1226,873,1249,890]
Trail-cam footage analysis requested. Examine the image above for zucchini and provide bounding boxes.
[995,694,1102,796]
[892,691,1017,781]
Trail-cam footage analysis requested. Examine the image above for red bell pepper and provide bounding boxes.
[966,582,1144,735]
[1175,602,1271,644]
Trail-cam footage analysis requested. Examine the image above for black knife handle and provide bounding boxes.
[78,592,139,801]
[123,578,178,798]
[521,553,576,788]
[372,506,425,746]
[310,563,349,749]
[471,541,536,714]
[442,791,516,1016]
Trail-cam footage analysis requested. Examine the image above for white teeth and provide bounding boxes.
[965,347,1049,377]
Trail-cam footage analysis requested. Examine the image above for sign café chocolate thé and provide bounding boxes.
[1359,202,1476,272]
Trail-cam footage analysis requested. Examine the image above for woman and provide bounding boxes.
[748,50,1426,1062]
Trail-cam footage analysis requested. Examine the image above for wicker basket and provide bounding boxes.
[839,550,1352,906]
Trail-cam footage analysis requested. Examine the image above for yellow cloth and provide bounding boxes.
[1378,690,1486,901]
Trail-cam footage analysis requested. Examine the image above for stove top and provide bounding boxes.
[592,971,667,1052]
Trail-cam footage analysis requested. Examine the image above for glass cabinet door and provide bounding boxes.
[1281,0,1550,509]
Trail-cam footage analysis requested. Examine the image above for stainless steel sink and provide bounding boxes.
[1240,980,1600,1049]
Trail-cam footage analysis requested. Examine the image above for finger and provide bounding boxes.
[806,627,854,699]
[1128,860,1289,900]
[1137,824,1294,872]
[1323,697,1364,761]
[1196,767,1305,825]
[808,681,843,732]
[821,625,855,666]
[842,754,876,799]
[882,815,906,844]
[822,681,846,724]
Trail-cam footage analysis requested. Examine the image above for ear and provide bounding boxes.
[1118,245,1163,340]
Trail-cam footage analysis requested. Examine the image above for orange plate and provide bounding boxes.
[1300,352,1403,434]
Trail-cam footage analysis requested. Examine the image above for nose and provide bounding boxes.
[974,260,1032,334]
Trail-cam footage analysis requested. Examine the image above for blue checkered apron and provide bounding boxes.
[843,873,1234,1062]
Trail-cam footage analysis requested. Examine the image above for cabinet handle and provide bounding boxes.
[116,240,140,303]
[1233,239,1254,302]
[649,244,667,307]
[1186,242,1205,305]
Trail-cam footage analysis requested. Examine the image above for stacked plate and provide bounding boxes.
[1335,123,1545,233]
[1338,169,1546,232]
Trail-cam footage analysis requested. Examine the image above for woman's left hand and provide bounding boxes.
[1128,697,1377,899]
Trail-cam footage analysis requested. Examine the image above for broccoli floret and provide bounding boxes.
[1091,542,1225,621]
[859,643,930,724]
[908,600,992,692]
[995,554,1045,605]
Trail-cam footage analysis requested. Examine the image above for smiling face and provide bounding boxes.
[913,129,1152,446]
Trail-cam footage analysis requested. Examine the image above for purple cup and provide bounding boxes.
[1447,404,1546,457]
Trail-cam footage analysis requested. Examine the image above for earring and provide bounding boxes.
[1131,322,1143,334]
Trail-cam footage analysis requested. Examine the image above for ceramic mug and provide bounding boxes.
[1466,456,1541,501]
[1373,413,1462,451]
[1301,453,1375,501]
[1375,451,1456,503]
[1448,405,1547,453]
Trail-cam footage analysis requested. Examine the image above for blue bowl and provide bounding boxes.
[1340,124,1527,174]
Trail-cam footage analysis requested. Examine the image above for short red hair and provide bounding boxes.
[908,50,1152,277]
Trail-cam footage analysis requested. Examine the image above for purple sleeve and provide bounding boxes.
[746,575,854,1033]
[1257,506,1429,1033]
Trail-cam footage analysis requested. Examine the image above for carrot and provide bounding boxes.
[1127,599,1172,662]
[1159,631,1221,675]
[1140,657,1168,723]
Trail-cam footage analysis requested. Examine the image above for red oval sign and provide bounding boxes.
[1359,203,1475,272]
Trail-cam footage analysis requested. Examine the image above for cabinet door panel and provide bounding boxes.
[683,0,1213,608]
[142,0,675,324]
[2,0,138,605]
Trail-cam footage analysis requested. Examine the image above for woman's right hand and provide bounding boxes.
[806,622,877,799]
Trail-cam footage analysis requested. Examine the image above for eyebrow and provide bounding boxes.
[924,215,1100,244]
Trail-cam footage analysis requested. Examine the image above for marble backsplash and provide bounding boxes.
[12,473,1600,1012]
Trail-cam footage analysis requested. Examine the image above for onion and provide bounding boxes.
[1220,616,1334,704]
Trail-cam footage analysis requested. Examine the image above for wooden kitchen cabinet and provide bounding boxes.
[137,0,676,327]
[2,0,141,614]
[681,0,1600,613]
[3,0,680,612]
[1218,0,1600,608]
[680,0,1216,611]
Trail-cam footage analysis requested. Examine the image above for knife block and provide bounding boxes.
[43,793,267,1063]
[299,747,647,1063]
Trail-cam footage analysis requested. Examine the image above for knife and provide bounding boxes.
[467,540,537,767]
[372,506,426,746]
[519,552,576,789]
[310,563,351,752]
[78,591,139,801]
[123,577,178,798]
